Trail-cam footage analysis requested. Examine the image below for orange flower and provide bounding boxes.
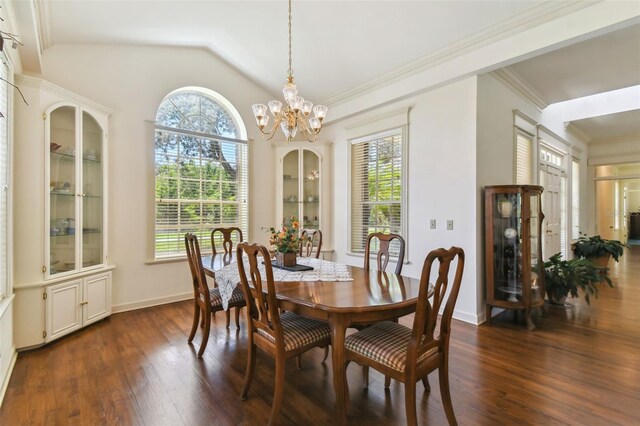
[292,221,299,229]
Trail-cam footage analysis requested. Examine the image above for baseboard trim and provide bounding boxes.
[453,309,482,325]
[112,292,193,314]
[0,347,17,408]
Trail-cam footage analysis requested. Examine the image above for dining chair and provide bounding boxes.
[360,232,407,385]
[299,229,323,259]
[211,226,243,256]
[185,233,246,357]
[364,232,406,274]
[344,246,465,426]
[236,242,331,425]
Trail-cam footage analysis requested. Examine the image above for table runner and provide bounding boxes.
[214,257,353,310]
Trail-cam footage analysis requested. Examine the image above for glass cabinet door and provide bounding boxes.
[48,106,105,277]
[282,150,299,226]
[81,111,103,269]
[49,106,78,276]
[301,149,320,229]
[492,192,523,302]
[529,193,543,302]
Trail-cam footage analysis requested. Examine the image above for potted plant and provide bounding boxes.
[572,233,625,270]
[267,218,302,267]
[544,253,613,305]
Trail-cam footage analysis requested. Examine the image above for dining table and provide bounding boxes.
[201,254,431,424]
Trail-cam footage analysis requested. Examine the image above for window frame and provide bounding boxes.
[0,51,13,301]
[347,126,408,259]
[152,88,248,261]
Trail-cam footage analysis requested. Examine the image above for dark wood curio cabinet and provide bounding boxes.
[484,185,545,330]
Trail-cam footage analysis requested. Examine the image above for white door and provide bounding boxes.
[542,165,561,259]
[46,280,83,342]
[83,273,111,325]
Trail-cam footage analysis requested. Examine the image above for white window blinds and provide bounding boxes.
[351,130,403,254]
[515,131,533,184]
[560,174,567,258]
[0,56,9,299]
[154,90,248,258]
[571,160,580,240]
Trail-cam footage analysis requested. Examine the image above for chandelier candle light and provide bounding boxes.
[252,0,328,142]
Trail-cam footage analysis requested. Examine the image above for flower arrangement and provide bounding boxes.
[268,218,302,253]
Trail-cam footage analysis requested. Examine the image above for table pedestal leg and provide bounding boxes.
[330,315,348,424]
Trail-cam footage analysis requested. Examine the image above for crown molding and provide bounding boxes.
[34,0,52,52]
[588,150,640,165]
[589,134,640,147]
[321,1,591,108]
[492,68,548,110]
[344,106,411,131]
[15,74,113,115]
[564,123,591,144]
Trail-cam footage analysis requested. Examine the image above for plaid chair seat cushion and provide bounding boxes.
[345,321,438,372]
[257,311,331,351]
[208,286,244,308]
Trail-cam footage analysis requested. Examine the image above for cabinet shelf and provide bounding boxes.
[50,151,101,163]
[50,192,102,198]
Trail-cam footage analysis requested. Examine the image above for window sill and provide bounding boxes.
[146,256,188,265]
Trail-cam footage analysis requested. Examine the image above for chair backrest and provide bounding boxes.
[407,247,465,366]
[364,232,406,275]
[299,229,323,259]
[236,243,285,345]
[211,227,243,256]
[185,233,211,312]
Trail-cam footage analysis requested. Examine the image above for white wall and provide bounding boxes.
[18,44,278,311]
[324,77,481,324]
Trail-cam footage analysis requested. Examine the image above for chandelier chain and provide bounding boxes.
[287,0,293,79]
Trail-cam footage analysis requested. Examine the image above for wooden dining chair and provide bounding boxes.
[185,233,246,357]
[211,226,243,256]
[236,243,331,425]
[345,246,465,426]
[299,229,323,259]
[364,232,406,274]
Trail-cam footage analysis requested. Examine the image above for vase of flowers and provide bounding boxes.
[268,218,302,267]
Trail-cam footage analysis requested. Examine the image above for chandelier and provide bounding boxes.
[251,0,328,142]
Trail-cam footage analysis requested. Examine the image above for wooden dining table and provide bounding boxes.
[201,254,429,424]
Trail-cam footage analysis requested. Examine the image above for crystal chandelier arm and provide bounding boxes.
[257,114,283,140]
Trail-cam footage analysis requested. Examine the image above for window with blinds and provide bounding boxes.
[351,129,403,255]
[515,130,533,184]
[0,56,9,299]
[154,90,248,258]
[571,160,580,240]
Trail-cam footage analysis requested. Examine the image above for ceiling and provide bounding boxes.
[12,1,640,145]
[35,0,544,103]
[504,23,640,144]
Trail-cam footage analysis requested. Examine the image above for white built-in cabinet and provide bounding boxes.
[274,142,333,258]
[13,76,114,349]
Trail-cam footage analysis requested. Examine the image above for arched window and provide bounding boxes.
[154,87,248,258]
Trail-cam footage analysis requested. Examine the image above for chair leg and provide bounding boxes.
[321,346,329,363]
[200,309,206,327]
[241,342,257,400]
[197,314,211,358]
[188,300,200,343]
[268,356,286,425]
[234,306,241,329]
[439,362,457,426]
[225,309,231,329]
[296,355,302,370]
[422,375,431,392]
[362,365,369,389]
[404,380,417,426]
[384,375,391,389]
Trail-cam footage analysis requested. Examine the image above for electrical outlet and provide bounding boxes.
[430,219,436,229]
[447,220,454,230]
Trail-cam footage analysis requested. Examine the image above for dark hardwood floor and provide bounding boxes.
[2,247,639,425]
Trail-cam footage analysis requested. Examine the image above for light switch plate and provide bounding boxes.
[447,220,454,230]
[430,219,436,229]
